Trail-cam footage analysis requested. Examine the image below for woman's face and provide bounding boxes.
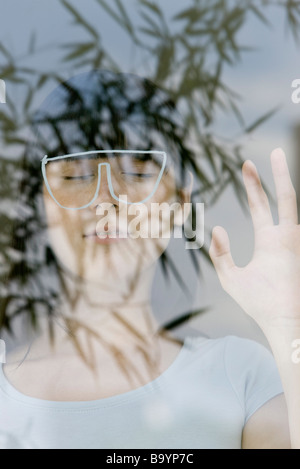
[43,153,190,287]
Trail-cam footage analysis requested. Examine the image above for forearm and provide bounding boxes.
[264,325,300,450]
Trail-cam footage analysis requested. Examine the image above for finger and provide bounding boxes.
[242,160,274,232]
[270,148,298,225]
[209,226,236,289]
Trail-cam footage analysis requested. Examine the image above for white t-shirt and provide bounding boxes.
[0,336,283,449]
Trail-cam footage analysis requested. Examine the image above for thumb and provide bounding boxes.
[209,226,237,289]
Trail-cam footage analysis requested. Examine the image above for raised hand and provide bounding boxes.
[209,148,300,334]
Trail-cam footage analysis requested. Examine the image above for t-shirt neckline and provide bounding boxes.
[0,337,195,411]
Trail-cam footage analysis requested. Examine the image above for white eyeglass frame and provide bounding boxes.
[41,150,167,210]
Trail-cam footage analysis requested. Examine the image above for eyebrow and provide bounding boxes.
[48,153,159,163]
[54,154,104,163]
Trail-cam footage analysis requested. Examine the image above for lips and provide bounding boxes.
[83,229,129,239]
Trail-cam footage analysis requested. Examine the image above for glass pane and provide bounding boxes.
[0,0,299,450]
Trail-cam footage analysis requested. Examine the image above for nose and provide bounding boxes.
[89,163,118,211]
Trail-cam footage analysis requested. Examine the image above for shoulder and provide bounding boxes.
[184,334,281,392]
[184,334,270,361]
[186,335,283,423]
[220,335,278,377]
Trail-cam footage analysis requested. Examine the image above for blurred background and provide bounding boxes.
[0,0,300,350]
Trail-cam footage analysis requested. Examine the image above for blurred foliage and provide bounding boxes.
[0,0,300,335]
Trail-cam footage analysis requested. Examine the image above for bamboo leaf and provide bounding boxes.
[139,0,163,19]
[155,42,175,82]
[114,0,135,36]
[160,307,210,331]
[245,106,280,134]
[173,6,207,23]
[0,43,13,61]
[140,10,163,36]
[249,4,270,26]
[28,32,37,54]
[139,27,162,39]
[62,42,96,62]
[61,0,99,39]
[24,87,34,113]
[95,0,125,30]
[36,74,48,90]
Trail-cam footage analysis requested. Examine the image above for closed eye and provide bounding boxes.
[63,175,94,180]
[121,173,156,178]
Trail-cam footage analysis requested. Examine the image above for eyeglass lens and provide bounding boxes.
[44,152,165,208]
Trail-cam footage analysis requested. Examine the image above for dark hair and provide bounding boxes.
[0,70,199,340]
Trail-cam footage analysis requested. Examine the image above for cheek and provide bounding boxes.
[43,190,86,258]
[43,185,86,232]
[126,172,179,242]
[150,174,179,234]
[155,172,177,202]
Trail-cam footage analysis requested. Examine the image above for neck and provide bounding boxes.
[53,263,160,350]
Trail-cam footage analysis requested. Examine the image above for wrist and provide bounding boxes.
[260,317,300,340]
[257,318,300,363]
[260,323,300,368]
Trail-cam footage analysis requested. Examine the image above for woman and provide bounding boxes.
[0,70,296,449]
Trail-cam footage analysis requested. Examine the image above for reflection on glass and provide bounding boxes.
[3,71,197,402]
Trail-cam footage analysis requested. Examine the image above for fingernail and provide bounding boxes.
[212,226,223,238]
[242,160,257,178]
[271,148,285,159]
